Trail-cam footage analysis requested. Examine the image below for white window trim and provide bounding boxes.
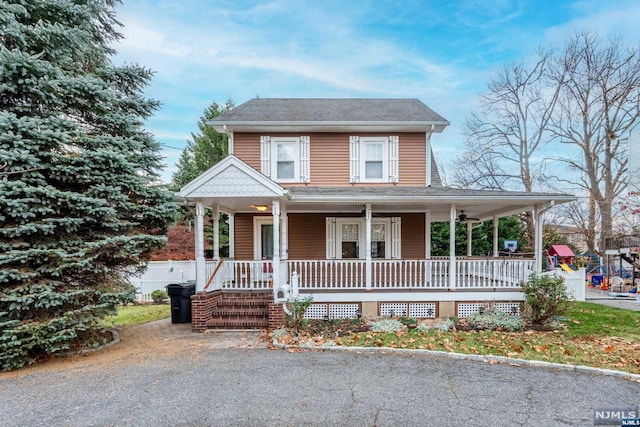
[359,137,388,183]
[271,137,300,183]
[331,218,393,259]
[336,219,365,259]
[253,216,274,260]
[371,218,391,259]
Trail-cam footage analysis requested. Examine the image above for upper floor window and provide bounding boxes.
[350,136,398,183]
[260,136,310,183]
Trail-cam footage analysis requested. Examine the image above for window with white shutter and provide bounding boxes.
[351,136,399,183]
[325,217,399,259]
[259,136,310,183]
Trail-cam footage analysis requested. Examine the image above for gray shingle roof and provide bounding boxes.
[211,98,449,124]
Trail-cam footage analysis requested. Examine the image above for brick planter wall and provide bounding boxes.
[268,302,285,329]
[191,291,221,332]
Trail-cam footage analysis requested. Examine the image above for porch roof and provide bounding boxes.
[284,186,575,221]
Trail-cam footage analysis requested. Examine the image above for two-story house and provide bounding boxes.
[179,98,574,331]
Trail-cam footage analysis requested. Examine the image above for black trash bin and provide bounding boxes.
[166,283,196,323]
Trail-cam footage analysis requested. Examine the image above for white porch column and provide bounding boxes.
[493,215,499,257]
[466,222,473,257]
[280,204,288,260]
[424,211,431,259]
[228,212,235,259]
[194,202,206,292]
[365,203,372,290]
[212,205,220,260]
[534,206,544,274]
[449,204,456,290]
[272,200,281,292]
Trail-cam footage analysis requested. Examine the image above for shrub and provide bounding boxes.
[416,318,455,333]
[284,296,314,333]
[151,290,167,304]
[370,319,404,333]
[521,274,570,325]
[467,308,524,331]
[397,316,418,328]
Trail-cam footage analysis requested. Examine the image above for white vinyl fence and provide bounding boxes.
[129,261,196,301]
[542,268,586,301]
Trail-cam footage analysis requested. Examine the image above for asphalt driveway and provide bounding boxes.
[1,320,638,427]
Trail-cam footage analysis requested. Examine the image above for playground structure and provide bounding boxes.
[604,236,640,287]
[546,245,577,272]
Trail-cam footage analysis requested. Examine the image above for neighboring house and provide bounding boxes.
[179,98,575,330]
[548,224,588,254]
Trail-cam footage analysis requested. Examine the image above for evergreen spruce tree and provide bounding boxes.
[171,99,234,189]
[0,0,177,369]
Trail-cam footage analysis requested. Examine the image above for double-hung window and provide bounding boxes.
[363,139,386,181]
[326,217,400,259]
[260,136,310,183]
[349,136,399,183]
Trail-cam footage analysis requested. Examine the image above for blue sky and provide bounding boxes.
[113,0,640,184]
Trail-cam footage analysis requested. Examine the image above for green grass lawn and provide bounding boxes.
[102,303,170,327]
[334,302,640,374]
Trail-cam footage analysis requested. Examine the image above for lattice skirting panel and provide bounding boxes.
[379,302,437,318]
[456,302,521,318]
[304,303,361,319]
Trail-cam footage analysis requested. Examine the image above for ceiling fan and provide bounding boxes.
[457,211,480,222]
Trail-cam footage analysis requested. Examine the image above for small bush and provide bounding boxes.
[467,308,524,331]
[522,274,570,325]
[150,290,167,304]
[370,319,404,333]
[284,296,313,333]
[416,318,455,333]
[397,316,418,327]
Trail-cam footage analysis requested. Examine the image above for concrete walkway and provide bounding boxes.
[585,286,640,311]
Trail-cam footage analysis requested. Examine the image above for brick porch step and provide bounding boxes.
[206,317,269,329]
[205,292,272,330]
[213,308,269,317]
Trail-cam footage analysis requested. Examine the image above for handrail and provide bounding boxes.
[204,258,224,291]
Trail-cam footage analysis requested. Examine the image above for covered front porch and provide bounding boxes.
[179,156,574,329]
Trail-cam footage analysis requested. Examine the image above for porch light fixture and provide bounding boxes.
[254,205,269,212]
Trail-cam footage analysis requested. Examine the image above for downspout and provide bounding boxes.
[223,124,233,155]
[534,201,555,274]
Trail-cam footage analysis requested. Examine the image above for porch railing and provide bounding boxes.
[205,260,281,290]
[287,258,535,290]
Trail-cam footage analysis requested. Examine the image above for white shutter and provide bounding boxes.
[300,135,310,183]
[260,136,271,177]
[389,135,399,183]
[326,217,336,259]
[349,136,360,183]
[391,217,401,259]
